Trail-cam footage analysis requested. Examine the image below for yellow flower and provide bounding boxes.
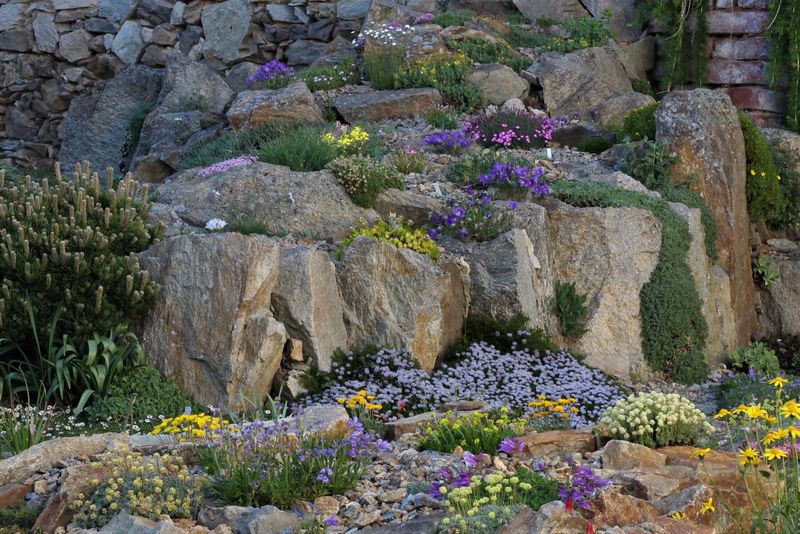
[761,171,766,177]
[764,447,788,461]
[699,497,715,515]
[671,511,686,520]
[337,397,345,404]
[692,448,713,460]
[750,169,756,176]
[780,400,800,419]
[713,408,731,419]
[738,447,760,466]
[768,376,789,388]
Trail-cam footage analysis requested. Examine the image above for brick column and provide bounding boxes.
[706,0,786,126]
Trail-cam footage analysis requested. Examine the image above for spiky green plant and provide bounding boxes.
[0,162,162,349]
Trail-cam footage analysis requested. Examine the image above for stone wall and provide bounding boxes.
[0,0,369,167]
[705,0,784,126]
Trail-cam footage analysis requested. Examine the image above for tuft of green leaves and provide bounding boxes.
[328,155,404,208]
[176,123,290,171]
[753,255,781,288]
[619,138,676,191]
[449,38,531,73]
[577,137,613,154]
[430,10,475,27]
[554,281,588,339]
[552,180,709,384]
[730,342,781,376]
[621,103,658,141]
[395,55,484,113]
[259,124,338,172]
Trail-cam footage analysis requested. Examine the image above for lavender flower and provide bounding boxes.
[423,129,474,154]
[498,437,526,456]
[197,155,258,177]
[558,464,610,510]
[479,162,551,197]
[413,12,435,24]
[249,59,294,89]
[324,516,339,526]
[463,451,478,467]
[316,467,333,484]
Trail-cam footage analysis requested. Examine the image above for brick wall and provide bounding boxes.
[706,0,785,126]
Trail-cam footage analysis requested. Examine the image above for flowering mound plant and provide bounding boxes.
[322,125,370,156]
[300,58,361,91]
[150,413,229,440]
[338,216,440,260]
[390,146,426,174]
[478,162,551,199]
[302,344,624,428]
[528,395,580,431]
[246,59,294,90]
[196,155,258,178]
[423,129,475,155]
[329,156,404,208]
[0,404,60,454]
[72,448,206,528]
[599,392,714,448]
[711,377,800,533]
[466,110,564,149]
[428,189,516,242]
[418,409,527,454]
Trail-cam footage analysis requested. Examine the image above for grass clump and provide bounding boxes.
[418,410,526,454]
[552,180,709,384]
[449,38,531,72]
[431,10,475,27]
[554,280,588,338]
[396,54,484,112]
[259,124,338,171]
[176,123,288,171]
[577,137,613,154]
[425,106,460,130]
[328,155,404,208]
[299,58,361,91]
[337,216,440,261]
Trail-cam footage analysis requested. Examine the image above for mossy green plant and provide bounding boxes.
[337,217,440,261]
[738,112,788,225]
[552,180,709,384]
[621,103,658,141]
[554,280,589,339]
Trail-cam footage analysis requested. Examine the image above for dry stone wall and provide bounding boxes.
[0,0,369,167]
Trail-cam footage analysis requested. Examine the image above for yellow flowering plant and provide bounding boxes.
[337,390,385,433]
[337,215,440,261]
[418,409,526,454]
[322,125,370,156]
[150,412,230,440]
[71,448,206,529]
[710,377,800,533]
[527,395,580,431]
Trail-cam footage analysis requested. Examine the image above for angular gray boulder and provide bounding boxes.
[758,257,800,337]
[336,237,470,372]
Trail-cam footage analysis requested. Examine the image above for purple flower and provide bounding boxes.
[498,437,525,456]
[457,227,468,238]
[453,469,472,488]
[423,129,473,154]
[324,516,339,526]
[197,156,258,177]
[463,451,477,467]
[507,199,518,209]
[452,206,466,218]
[413,12,435,24]
[559,465,610,510]
[316,467,334,484]
[427,228,440,240]
[429,481,445,499]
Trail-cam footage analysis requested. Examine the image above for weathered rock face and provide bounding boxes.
[227,82,324,132]
[512,0,590,23]
[446,229,548,325]
[373,189,444,227]
[336,237,470,372]
[138,233,288,408]
[333,88,442,123]
[757,257,800,337]
[59,65,163,172]
[468,64,530,106]
[524,45,655,126]
[656,89,755,346]
[201,0,252,64]
[153,162,376,241]
[670,202,737,364]
[546,203,662,380]
[274,246,349,371]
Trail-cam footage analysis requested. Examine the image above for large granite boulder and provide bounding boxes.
[227,82,324,133]
[446,229,549,325]
[546,203,662,379]
[656,89,755,346]
[758,257,800,337]
[201,0,251,63]
[468,64,530,106]
[670,202,737,364]
[524,45,655,126]
[336,237,470,372]
[152,162,376,240]
[59,65,162,172]
[138,234,288,408]
[273,246,349,371]
[333,88,442,123]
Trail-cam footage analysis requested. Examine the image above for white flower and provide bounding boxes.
[205,218,227,231]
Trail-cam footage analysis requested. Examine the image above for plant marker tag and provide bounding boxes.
[433,182,442,196]
[546,148,552,159]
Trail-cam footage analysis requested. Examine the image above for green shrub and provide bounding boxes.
[621,103,658,141]
[619,139,676,191]
[85,365,195,432]
[396,55,484,112]
[431,10,474,27]
[259,124,338,171]
[425,106,460,130]
[739,112,788,224]
[328,155,404,208]
[448,313,558,359]
[577,137,613,154]
[0,402,59,454]
[773,146,800,230]
[554,281,589,338]
[123,104,154,161]
[562,9,614,45]
[0,166,161,350]
[730,342,781,376]
[449,38,530,72]
[337,216,440,261]
[390,147,426,174]
[600,392,714,448]
[553,180,709,384]
[299,58,361,91]
[0,502,41,532]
